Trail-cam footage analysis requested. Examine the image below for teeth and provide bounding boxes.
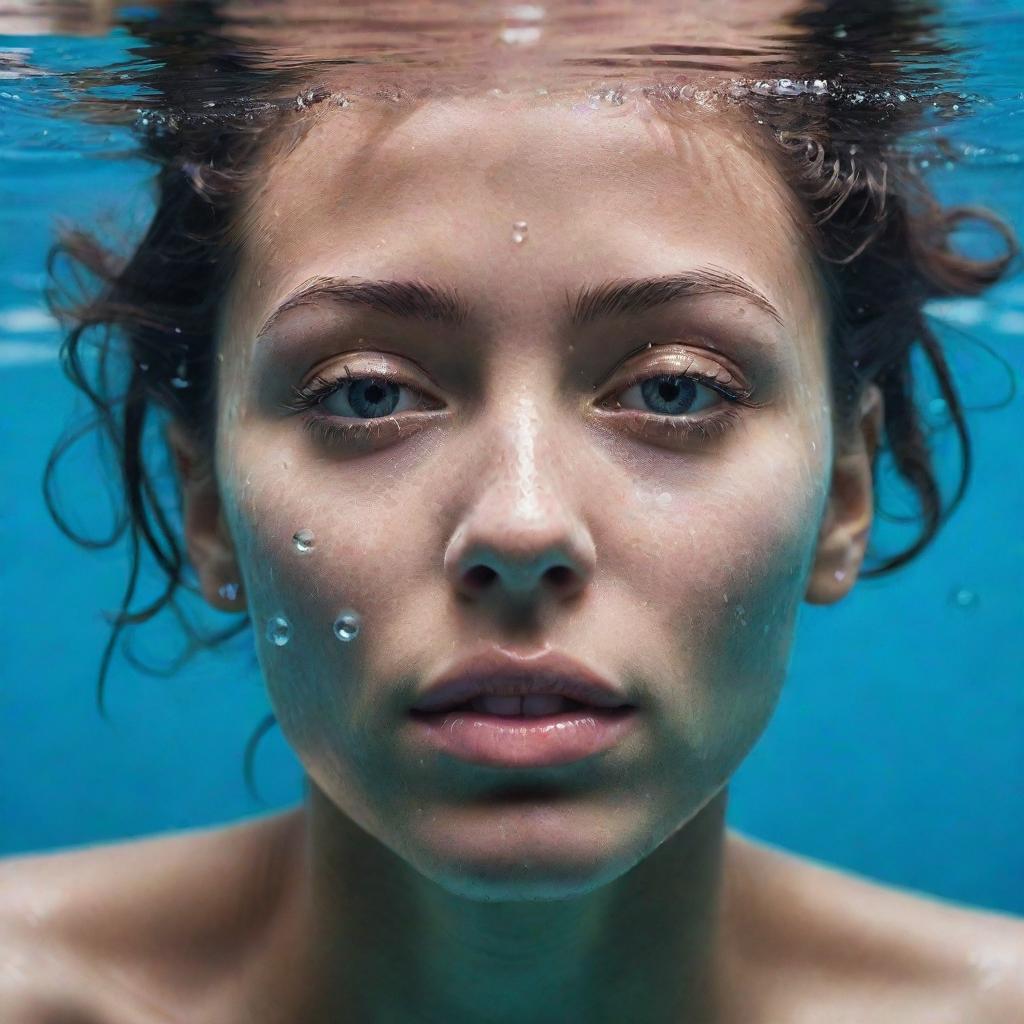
[523,694,572,715]
[471,695,523,715]
[468,695,574,716]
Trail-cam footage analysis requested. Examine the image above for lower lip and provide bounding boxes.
[407,706,638,768]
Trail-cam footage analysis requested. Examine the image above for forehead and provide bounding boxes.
[226,93,821,343]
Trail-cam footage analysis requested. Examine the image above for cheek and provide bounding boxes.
[623,441,827,786]
[216,439,399,758]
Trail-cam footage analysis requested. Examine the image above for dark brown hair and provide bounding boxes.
[42,2,1019,796]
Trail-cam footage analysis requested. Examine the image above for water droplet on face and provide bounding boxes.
[499,25,541,45]
[333,610,361,642]
[834,569,847,582]
[511,220,528,244]
[266,616,291,646]
[218,582,240,601]
[292,528,315,552]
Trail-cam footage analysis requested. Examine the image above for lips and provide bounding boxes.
[410,646,633,714]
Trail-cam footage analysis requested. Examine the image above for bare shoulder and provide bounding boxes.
[0,809,301,1023]
[724,828,1024,1023]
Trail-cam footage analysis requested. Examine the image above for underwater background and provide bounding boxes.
[1,1,1021,916]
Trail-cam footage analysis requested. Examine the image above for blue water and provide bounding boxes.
[1,5,1022,917]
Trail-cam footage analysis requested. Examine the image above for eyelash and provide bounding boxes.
[279,360,766,446]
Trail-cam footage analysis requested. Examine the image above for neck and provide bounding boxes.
[266,784,735,1024]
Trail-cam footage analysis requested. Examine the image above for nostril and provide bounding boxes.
[465,565,497,589]
[546,565,574,587]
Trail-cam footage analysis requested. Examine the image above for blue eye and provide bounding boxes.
[320,376,415,419]
[614,373,721,417]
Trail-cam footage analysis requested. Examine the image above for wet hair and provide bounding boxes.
[43,1,1018,794]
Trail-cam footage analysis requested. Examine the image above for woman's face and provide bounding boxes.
[190,91,871,898]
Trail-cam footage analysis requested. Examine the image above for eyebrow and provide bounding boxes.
[255,265,783,338]
[569,267,784,327]
[257,276,468,337]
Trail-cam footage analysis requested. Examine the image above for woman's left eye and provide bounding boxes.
[609,373,723,417]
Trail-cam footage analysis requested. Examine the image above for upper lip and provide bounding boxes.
[411,646,634,713]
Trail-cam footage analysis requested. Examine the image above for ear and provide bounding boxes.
[166,419,245,612]
[805,384,884,604]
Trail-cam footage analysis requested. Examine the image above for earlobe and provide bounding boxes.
[166,419,245,613]
[805,384,884,605]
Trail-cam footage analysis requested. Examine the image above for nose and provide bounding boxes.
[443,446,596,612]
[446,525,595,608]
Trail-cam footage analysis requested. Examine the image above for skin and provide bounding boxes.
[3,87,1023,1022]
[184,89,880,1021]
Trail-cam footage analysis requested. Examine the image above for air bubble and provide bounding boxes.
[512,220,528,244]
[928,397,948,417]
[951,587,979,609]
[170,359,189,388]
[333,610,361,642]
[218,582,240,601]
[266,616,291,646]
[292,528,315,552]
[595,87,624,105]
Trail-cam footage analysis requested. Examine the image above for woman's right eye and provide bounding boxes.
[318,375,426,420]
[282,369,437,422]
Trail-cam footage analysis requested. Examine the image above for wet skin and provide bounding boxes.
[4,88,1023,1024]
[180,92,876,1019]
[177,90,881,1022]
